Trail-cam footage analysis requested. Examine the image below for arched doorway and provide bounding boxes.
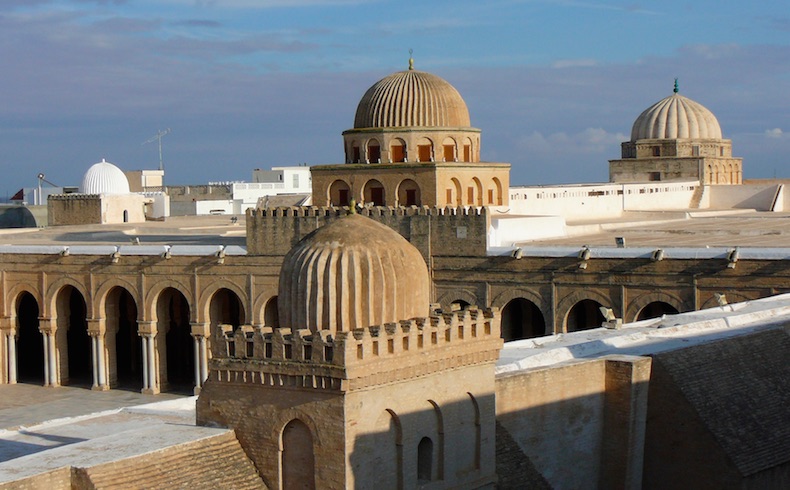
[363,179,385,206]
[566,299,605,332]
[501,298,546,341]
[281,419,316,489]
[397,179,421,207]
[15,292,43,383]
[106,287,140,389]
[328,180,351,207]
[59,286,90,386]
[157,287,193,392]
[636,301,678,321]
[209,288,244,331]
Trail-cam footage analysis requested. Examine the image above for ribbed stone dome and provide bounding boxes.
[631,92,722,141]
[354,68,471,129]
[278,214,430,333]
[80,159,130,195]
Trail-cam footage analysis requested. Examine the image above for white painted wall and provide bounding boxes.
[708,184,781,211]
[508,181,698,220]
[195,200,234,215]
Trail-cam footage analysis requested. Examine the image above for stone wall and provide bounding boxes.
[495,355,651,490]
[48,195,102,225]
[246,206,490,263]
[198,307,503,489]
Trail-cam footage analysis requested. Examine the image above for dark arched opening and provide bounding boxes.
[566,299,605,332]
[264,296,279,327]
[282,419,316,489]
[417,437,434,482]
[636,301,679,321]
[107,287,140,389]
[16,292,43,383]
[210,288,244,330]
[61,286,90,385]
[451,299,470,311]
[158,288,193,392]
[501,298,546,341]
[363,179,385,206]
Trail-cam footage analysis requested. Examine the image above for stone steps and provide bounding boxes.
[78,431,266,489]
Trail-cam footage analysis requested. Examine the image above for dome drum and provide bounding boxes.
[343,128,481,164]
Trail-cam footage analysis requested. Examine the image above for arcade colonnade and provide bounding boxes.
[0,264,280,394]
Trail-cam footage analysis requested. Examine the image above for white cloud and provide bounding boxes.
[517,128,626,154]
[765,128,783,139]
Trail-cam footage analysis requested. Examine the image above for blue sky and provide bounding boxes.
[1,0,788,197]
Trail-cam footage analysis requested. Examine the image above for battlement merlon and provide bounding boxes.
[209,307,502,390]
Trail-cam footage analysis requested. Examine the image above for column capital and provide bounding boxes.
[190,322,210,337]
[38,317,55,334]
[0,316,13,330]
[87,318,106,335]
[137,321,157,336]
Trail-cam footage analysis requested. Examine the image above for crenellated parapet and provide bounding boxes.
[246,205,489,260]
[211,306,502,392]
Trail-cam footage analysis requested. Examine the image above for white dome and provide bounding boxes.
[80,159,130,195]
[631,92,722,141]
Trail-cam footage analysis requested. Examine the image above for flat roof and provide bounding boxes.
[512,210,790,248]
[0,215,246,248]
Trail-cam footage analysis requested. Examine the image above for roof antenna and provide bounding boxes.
[673,78,679,94]
[408,48,414,70]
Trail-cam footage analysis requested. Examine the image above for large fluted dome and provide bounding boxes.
[80,159,130,195]
[278,214,430,333]
[631,92,722,142]
[354,68,471,129]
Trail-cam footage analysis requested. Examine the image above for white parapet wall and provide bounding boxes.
[508,181,700,220]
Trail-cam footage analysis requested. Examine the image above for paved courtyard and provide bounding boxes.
[0,383,186,430]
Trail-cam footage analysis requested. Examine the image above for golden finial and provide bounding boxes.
[408,49,414,70]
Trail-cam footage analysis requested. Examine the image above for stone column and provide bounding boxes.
[6,329,17,384]
[191,322,210,395]
[39,317,58,387]
[87,319,109,391]
[138,321,159,395]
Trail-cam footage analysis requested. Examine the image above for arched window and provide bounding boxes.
[463,137,473,162]
[566,299,605,332]
[636,301,678,321]
[442,137,457,162]
[328,180,351,207]
[417,437,433,482]
[396,179,421,206]
[390,138,406,163]
[351,142,361,163]
[264,296,279,327]
[367,138,381,164]
[417,137,433,163]
[501,298,545,341]
[363,179,385,206]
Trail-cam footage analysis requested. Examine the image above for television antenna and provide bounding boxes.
[142,128,171,171]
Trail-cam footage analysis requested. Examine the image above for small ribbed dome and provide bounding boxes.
[631,92,722,141]
[354,68,471,129]
[278,214,430,333]
[80,159,130,195]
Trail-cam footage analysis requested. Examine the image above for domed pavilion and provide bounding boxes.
[311,56,511,208]
[48,158,148,225]
[609,80,743,185]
